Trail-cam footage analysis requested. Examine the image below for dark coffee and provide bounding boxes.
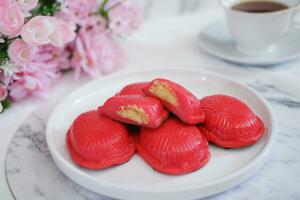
[232,1,288,13]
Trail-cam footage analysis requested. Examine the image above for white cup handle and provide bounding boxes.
[288,6,300,33]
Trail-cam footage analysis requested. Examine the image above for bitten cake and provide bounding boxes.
[144,78,205,124]
[99,95,169,128]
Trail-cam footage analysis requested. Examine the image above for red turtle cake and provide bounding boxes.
[199,95,265,148]
[99,95,169,128]
[144,78,205,124]
[65,78,266,175]
[66,110,135,169]
[117,82,148,96]
[136,117,210,175]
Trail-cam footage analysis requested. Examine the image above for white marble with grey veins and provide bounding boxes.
[5,0,300,199]
[6,111,114,200]
[6,77,300,200]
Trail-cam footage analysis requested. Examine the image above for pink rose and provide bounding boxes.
[8,59,58,101]
[15,0,38,11]
[0,0,11,8]
[0,84,8,112]
[0,84,8,101]
[21,16,55,46]
[0,4,24,37]
[8,71,50,101]
[21,16,76,47]
[8,80,33,101]
[8,39,37,64]
[49,19,76,47]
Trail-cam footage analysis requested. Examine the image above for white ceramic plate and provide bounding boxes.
[46,69,276,200]
[198,20,300,65]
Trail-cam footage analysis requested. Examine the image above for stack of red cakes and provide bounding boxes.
[66,78,265,175]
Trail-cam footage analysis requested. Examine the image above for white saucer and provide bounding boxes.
[198,20,300,65]
[46,69,276,200]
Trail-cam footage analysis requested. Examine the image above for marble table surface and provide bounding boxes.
[1,0,300,199]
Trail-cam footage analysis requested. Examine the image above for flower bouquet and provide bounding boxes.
[0,0,140,112]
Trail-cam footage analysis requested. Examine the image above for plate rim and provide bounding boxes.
[46,68,277,195]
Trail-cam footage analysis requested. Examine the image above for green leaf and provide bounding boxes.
[99,0,110,22]
[0,51,8,62]
[1,99,11,112]
[0,42,9,65]
[31,0,61,16]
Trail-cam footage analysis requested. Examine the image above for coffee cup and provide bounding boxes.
[220,0,300,54]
